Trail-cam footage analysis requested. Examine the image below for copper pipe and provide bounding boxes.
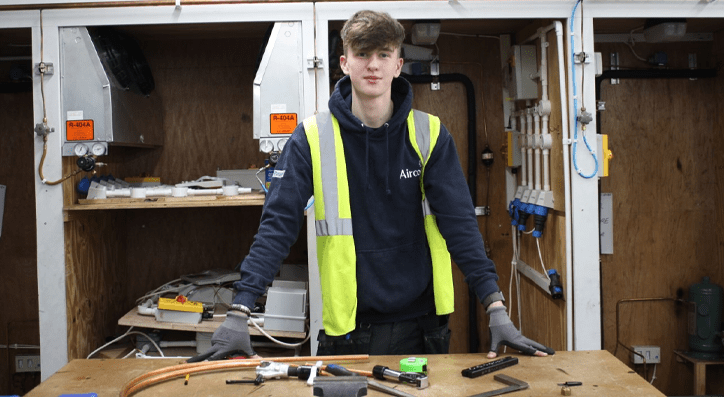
[613,297,687,382]
[120,354,369,397]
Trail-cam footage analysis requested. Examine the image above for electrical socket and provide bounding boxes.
[15,355,41,373]
[631,345,660,364]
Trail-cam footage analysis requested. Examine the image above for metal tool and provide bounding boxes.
[226,375,264,385]
[557,381,582,387]
[467,374,529,397]
[367,379,417,397]
[372,365,429,389]
[227,361,320,386]
[312,376,368,397]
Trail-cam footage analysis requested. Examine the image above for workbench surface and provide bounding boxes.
[26,350,664,397]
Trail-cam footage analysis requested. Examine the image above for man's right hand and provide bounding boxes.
[187,311,256,362]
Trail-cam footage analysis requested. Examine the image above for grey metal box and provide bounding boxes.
[264,284,307,333]
[505,45,539,100]
[60,27,163,156]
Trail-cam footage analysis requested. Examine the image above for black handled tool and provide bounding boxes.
[462,356,519,378]
[372,365,429,389]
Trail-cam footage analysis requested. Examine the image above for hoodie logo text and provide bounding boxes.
[400,168,421,179]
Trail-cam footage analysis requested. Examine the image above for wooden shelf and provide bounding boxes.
[118,306,307,339]
[65,192,266,210]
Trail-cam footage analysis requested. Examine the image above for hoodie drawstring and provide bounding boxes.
[364,123,371,190]
[385,123,391,195]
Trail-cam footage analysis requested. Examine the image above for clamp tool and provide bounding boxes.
[226,361,321,385]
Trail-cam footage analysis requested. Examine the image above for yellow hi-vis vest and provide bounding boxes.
[303,109,455,336]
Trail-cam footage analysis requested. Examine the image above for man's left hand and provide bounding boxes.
[486,304,554,358]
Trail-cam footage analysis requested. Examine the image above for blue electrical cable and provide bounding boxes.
[570,0,599,179]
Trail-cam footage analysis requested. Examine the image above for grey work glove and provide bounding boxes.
[187,311,255,362]
[487,305,555,356]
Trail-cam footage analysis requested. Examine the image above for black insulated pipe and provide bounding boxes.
[403,72,480,353]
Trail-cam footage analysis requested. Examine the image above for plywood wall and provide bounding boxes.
[0,90,39,393]
[597,36,724,396]
[410,24,567,354]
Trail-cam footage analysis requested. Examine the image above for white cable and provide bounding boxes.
[508,226,517,319]
[625,41,647,62]
[86,327,165,359]
[536,239,551,281]
[135,278,183,305]
[122,348,140,359]
[650,364,657,384]
[249,319,311,348]
[515,265,522,332]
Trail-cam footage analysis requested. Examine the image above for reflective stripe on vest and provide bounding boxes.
[304,110,454,336]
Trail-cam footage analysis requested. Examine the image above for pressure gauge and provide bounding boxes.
[73,143,89,157]
[259,139,274,153]
[277,138,288,151]
[91,143,106,156]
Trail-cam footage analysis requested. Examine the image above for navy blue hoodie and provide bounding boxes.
[234,76,499,324]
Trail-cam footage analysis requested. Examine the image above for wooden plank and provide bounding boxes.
[25,351,666,397]
[0,86,39,393]
[65,210,129,360]
[71,192,266,210]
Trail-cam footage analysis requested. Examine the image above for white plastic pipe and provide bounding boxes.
[539,28,552,193]
[539,28,549,102]
[556,19,574,351]
[519,112,527,189]
[533,113,541,191]
[543,115,551,191]
[526,110,534,189]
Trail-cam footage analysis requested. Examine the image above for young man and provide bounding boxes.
[189,10,553,361]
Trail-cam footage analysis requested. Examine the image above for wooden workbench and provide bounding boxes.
[26,350,664,397]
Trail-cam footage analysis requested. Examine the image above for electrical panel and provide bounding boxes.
[504,45,538,100]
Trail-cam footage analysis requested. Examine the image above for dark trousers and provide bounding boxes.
[316,312,451,356]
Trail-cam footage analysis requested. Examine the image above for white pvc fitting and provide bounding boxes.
[223,185,239,196]
[130,188,146,199]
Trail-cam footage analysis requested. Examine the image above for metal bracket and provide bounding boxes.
[468,374,529,397]
[609,53,619,85]
[574,52,590,64]
[475,206,490,216]
[35,62,54,76]
[430,59,440,90]
[307,56,322,69]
